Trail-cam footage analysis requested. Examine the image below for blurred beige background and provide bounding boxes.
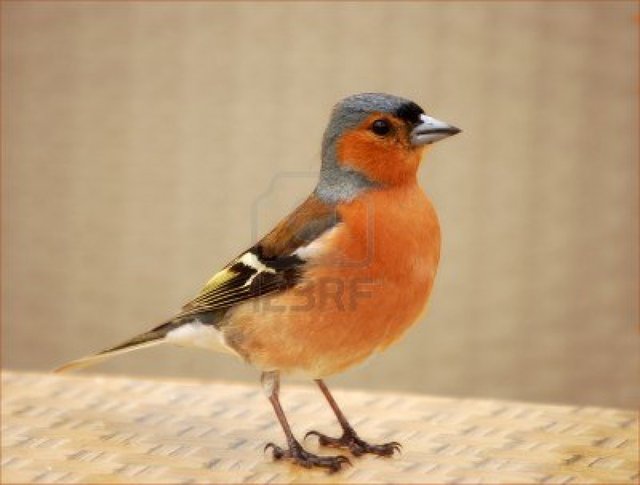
[2,2,638,409]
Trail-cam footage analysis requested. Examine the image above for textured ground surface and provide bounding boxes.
[2,371,637,483]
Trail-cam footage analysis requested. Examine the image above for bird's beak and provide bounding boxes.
[411,114,461,146]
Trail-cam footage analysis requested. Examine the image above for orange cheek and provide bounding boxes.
[336,131,423,186]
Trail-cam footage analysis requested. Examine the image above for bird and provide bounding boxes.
[55,93,460,472]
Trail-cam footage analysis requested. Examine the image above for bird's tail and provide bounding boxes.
[53,320,179,373]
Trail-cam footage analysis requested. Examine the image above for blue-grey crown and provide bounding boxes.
[322,93,424,158]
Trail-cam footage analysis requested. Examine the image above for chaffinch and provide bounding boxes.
[56,93,460,472]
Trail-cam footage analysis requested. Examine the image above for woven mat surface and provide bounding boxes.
[2,371,637,484]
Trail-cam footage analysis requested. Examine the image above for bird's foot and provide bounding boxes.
[305,429,401,457]
[264,440,351,472]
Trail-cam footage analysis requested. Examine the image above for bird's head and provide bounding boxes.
[316,93,460,203]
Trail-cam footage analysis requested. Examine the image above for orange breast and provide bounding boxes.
[225,182,441,377]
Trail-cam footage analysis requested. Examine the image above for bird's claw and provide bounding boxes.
[305,430,402,457]
[264,441,351,472]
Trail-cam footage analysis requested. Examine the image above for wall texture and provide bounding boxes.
[2,1,638,408]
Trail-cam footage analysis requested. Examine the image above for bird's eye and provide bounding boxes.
[371,119,391,136]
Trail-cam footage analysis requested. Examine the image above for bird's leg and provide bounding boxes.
[305,379,401,457]
[261,371,351,472]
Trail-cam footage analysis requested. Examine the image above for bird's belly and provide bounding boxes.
[223,257,436,377]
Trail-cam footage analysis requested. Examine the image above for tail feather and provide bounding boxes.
[53,321,179,373]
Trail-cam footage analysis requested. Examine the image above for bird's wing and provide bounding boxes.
[54,194,340,373]
[177,194,340,318]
